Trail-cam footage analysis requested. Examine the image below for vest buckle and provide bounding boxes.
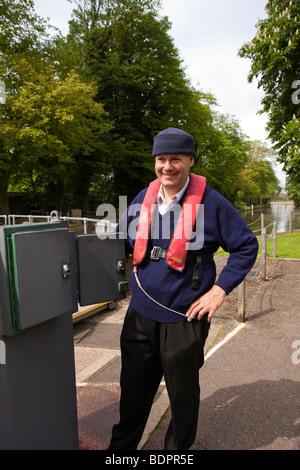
[150,246,166,260]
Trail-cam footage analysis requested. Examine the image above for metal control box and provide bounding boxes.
[77,233,127,306]
[0,222,77,337]
[0,222,79,449]
[0,224,127,337]
[0,221,127,449]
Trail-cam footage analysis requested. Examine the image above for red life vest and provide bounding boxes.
[133,173,206,272]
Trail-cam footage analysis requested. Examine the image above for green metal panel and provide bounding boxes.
[0,222,62,337]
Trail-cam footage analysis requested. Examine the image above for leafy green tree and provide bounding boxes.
[194,114,248,203]
[0,0,50,209]
[66,0,216,204]
[238,0,300,203]
[1,0,280,214]
[0,0,54,91]
[0,0,113,212]
[237,141,281,205]
[1,64,111,212]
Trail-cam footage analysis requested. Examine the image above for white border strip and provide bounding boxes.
[205,323,246,361]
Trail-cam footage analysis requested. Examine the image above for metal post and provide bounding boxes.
[261,227,267,280]
[272,221,277,259]
[238,280,246,322]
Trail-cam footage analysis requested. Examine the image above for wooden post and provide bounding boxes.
[289,211,293,234]
[272,221,277,259]
[238,280,246,322]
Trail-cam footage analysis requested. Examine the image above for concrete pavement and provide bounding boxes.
[74,297,235,450]
[73,258,300,451]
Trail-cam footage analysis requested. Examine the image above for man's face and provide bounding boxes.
[155,154,194,196]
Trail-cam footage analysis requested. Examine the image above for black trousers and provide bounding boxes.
[109,306,210,450]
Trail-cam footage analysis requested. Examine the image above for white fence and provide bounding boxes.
[0,211,117,234]
[0,210,293,323]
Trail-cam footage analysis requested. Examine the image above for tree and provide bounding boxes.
[0,0,114,212]
[1,0,278,213]
[238,0,300,203]
[237,141,281,205]
[0,0,52,208]
[1,64,111,212]
[194,114,248,203]
[66,0,216,204]
[0,0,54,91]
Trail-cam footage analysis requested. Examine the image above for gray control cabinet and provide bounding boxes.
[0,222,78,337]
[77,234,126,306]
[0,222,127,449]
[12,228,75,330]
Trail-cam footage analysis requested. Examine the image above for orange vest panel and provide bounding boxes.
[133,173,206,272]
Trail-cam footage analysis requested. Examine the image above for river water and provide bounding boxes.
[240,204,300,234]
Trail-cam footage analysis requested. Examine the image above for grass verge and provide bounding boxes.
[216,231,300,259]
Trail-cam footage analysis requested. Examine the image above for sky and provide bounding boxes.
[32,0,286,186]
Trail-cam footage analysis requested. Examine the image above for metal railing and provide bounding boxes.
[0,210,117,234]
[237,211,295,322]
[1,210,297,323]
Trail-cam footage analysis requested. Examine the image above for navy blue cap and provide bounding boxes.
[152,127,196,157]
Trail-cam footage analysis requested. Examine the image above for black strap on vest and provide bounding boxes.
[191,255,203,290]
[145,248,214,289]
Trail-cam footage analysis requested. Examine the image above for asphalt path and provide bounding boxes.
[74,258,300,451]
[143,258,300,450]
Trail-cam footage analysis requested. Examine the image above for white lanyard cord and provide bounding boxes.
[134,269,189,319]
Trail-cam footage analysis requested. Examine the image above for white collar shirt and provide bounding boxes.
[157,177,190,215]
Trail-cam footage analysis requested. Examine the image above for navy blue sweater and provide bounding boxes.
[119,183,258,322]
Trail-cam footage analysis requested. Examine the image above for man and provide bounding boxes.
[108,127,258,450]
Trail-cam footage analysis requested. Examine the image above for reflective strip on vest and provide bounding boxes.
[133,173,206,271]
